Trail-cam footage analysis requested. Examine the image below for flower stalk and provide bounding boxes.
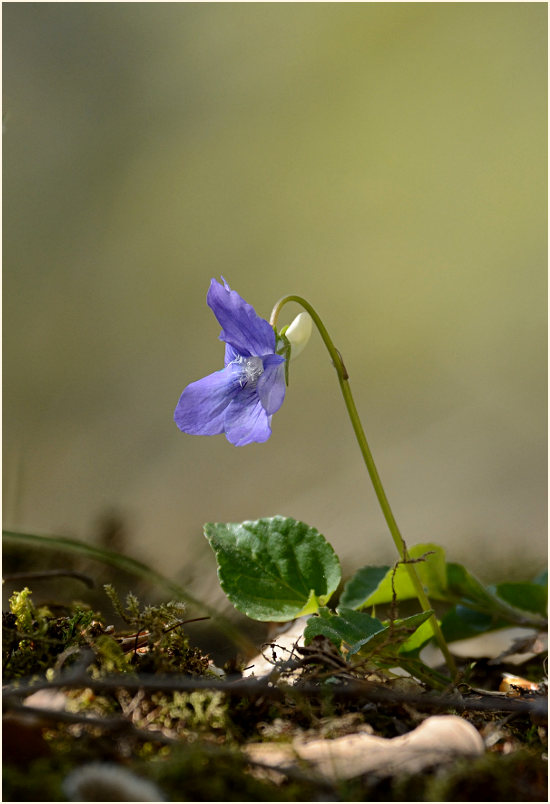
[270,295,457,679]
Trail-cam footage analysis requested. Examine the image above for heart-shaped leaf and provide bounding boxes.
[204,516,341,621]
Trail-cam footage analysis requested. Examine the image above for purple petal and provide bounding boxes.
[174,366,239,435]
[224,388,272,446]
[257,354,286,415]
[207,278,275,358]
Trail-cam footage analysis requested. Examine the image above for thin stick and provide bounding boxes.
[4,671,545,717]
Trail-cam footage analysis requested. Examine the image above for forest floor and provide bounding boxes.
[2,579,547,803]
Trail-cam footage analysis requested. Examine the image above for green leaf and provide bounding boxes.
[355,610,450,687]
[390,655,451,689]
[304,606,386,652]
[399,616,436,655]
[446,562,547,627]
[303,608,448,686]
[204,516,341,622]
[359,610,435,658]
[342,544,448,609]
[440,571,548,642]
[303,607,433,658]
[491,582,547,618]
[440,605,505,643]
[339,565,390,609]
[446,562,496,607]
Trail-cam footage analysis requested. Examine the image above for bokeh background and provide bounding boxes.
[3,3,547,614]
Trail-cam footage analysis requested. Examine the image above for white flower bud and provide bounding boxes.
[284,312,312,360]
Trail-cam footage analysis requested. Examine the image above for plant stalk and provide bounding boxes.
[270,295,457,678]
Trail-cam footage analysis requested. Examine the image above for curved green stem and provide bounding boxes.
[270,295,457,679]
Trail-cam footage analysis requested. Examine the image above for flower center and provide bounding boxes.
[236,355,264,388]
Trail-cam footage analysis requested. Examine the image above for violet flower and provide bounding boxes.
[174,278,286,446]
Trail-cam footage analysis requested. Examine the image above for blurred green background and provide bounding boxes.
[3,3,547,610]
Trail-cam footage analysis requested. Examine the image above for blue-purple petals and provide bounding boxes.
[174,279,286,446]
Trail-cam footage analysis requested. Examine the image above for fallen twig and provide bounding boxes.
[3,670,546,719]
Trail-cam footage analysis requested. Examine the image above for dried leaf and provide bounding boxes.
[246,715,484,780]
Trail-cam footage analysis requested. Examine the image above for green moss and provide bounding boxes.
[3,584,212,683]
[425,750,548,802]
[10,587,36,631]
[2,757,71,802]
[103,584,210,676]
[91,634,134,675]
[3,587,103,680]
[140,689,228,736]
